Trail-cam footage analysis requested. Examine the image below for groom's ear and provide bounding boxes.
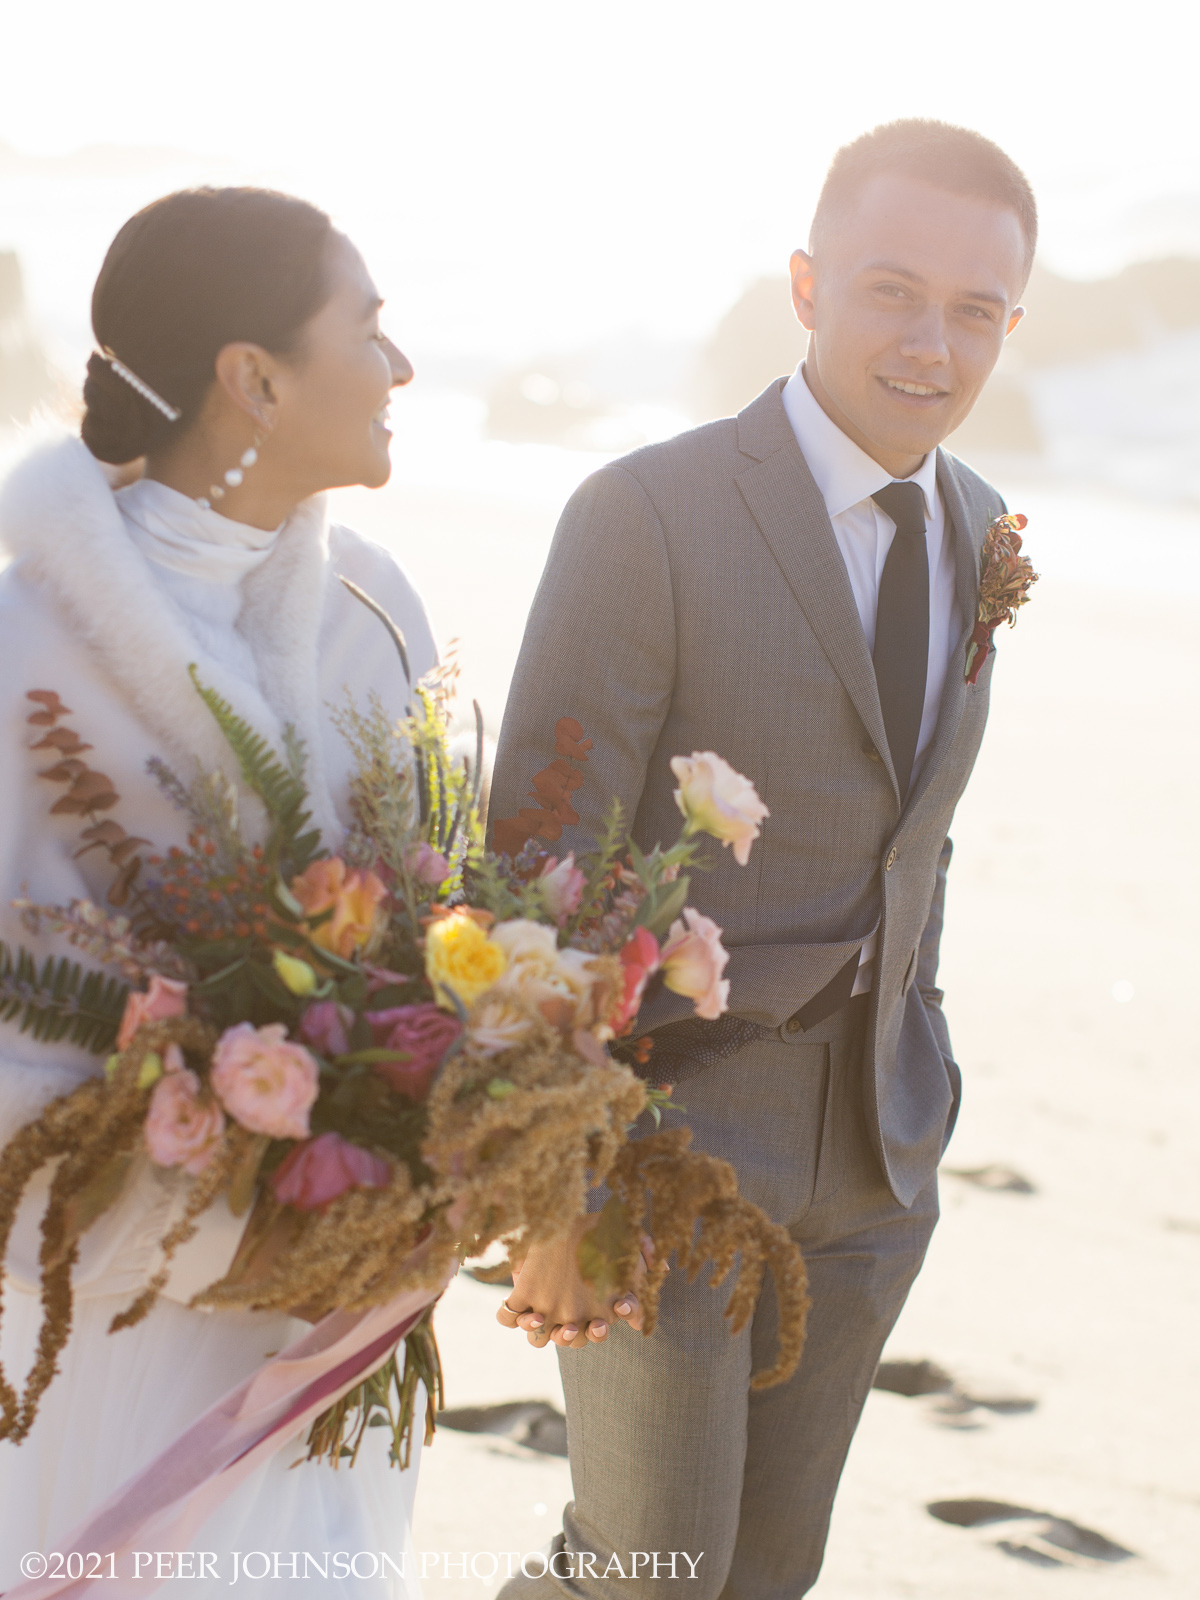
[790,249,817,332]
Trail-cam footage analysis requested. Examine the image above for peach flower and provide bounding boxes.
[117,975,188,1050]
[661,908,731,1020]
[209,1022,319,1140]
[144,1063,226,1176]
[290,857,388,959]
[670,752,769,866]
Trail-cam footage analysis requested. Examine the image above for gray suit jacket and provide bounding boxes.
[490,379,1005,1206]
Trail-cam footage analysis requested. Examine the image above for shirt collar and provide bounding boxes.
[780,362,939,523]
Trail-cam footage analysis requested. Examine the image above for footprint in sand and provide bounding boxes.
[928,1499,1137,1569]
[943,1162,1036,1194]
[873,1359,1037,1424]
[439,1400,568,1457]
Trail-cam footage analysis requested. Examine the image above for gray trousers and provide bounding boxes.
[499,998,940,1600]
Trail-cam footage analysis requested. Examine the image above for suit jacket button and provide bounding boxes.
[785,1017,802,1033]
[885,847,898,871]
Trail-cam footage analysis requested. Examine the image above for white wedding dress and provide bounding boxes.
[0,439,439,1597]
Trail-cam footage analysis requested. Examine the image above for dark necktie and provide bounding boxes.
[870,481,929,800]
[780,481,932,1038]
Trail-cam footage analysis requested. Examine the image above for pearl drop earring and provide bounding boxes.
[197,431,265,511]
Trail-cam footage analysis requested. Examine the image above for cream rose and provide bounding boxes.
[489,920,597,1021]
[670,752,768,866]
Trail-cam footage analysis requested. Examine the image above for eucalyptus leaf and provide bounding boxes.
[635,876,690,939]
[334,1047,415,1067]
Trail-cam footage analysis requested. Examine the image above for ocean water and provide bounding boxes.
[4,389,1197,731]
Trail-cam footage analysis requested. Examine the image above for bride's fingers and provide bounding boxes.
[553,1322,590,1350]
[495,1302,521,1328]
[526,1322,553,1347]
[613,1292,645,1332]
[516,1311,545,1334]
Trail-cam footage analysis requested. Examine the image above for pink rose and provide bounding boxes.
[611,926,661,1033]
[670,752,769,866]
[271,1130,392,1212]
[117,975,189,1050]
[290,857,388,959]
[144,1062,226,1176]
[661,908,730,1020]
[210,1022,320,1139]
[366,1002,461,1101]
[298,1000,354,1058]
[539,852,586,924]
[405,841,451,888]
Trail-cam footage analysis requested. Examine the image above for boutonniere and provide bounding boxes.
[965,513,1039,685]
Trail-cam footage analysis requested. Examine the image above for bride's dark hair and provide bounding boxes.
[81,187,334,463]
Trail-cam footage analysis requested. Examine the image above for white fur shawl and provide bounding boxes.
[0,434,343,841]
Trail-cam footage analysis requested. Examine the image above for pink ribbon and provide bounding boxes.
[4,1282,445,1599]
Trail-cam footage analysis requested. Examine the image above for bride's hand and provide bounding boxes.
[495,1214,652,1351]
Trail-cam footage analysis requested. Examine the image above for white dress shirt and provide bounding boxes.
[781,363,962,995]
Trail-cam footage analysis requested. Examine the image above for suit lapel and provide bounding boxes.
[901,451,981,816]
[734,388,899,803]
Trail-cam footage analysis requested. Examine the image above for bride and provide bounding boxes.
[0,187,437,1596]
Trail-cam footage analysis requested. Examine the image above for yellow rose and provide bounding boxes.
[425,910,508,1011]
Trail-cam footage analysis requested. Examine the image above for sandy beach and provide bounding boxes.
[0,416,1193,1594]
[325,458,1200,1598]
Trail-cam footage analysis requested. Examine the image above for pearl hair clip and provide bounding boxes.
[101,348,182,423]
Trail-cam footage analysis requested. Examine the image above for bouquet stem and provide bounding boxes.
[300,1308,444,1470]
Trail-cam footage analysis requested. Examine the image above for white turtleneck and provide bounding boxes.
[115,477,283,698]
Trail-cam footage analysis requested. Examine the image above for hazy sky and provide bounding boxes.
[2,0,1198,365]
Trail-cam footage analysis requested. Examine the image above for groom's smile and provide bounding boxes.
[790,170,1029,479]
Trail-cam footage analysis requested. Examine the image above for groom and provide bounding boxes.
[489,119,1035,1597]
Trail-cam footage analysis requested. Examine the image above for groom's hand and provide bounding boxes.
[495,1214,649,1351]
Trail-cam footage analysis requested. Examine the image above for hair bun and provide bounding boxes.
[81,351,164,463]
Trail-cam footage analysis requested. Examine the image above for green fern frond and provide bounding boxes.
[0,942,130,1054]
[572,797,627,929]
[188,667,322,875]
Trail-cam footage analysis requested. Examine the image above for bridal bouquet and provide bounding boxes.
[0,603,808,1470]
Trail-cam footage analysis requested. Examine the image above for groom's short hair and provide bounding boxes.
[811,119,1038,276]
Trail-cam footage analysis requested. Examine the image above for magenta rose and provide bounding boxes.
[144,1063,225,1176]
[366,1002,462,1101]
[210,1022,319,1139]
[405,840,451,888]
[298,1000,354,1058]
[271,1130,392,1212]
